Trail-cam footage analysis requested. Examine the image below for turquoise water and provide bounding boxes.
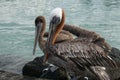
[0,0,120,73]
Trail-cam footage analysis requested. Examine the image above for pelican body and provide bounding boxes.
[44,8,117,80]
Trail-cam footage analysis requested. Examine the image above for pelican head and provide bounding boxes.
[43,8,65,63]
[47,8,65,45]
[33,16,46,55]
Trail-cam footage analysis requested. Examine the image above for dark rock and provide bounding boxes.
[109,47,120,63]
[22,56,49,77]
[0,70,49,80]
[22,56,68,80]
[107,47,120,80]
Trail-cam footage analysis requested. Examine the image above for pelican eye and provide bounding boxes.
[35,22,42,28]
[51,16,61,25]
[35,17,44,27]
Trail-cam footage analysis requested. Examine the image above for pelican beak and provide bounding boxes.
[33,22,42,55]
[43,17,60,64]
[47,22,56,45]
[47,16,61,45]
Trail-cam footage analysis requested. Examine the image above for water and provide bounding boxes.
[0,0,120,74]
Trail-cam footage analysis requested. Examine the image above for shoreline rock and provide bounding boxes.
[0,70,49,80]
[22,56,69,80]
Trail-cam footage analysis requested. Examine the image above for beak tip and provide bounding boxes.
[42,60,46,65]
[43,53,49,64]
[33,49,36,55]
[43,58,47,64]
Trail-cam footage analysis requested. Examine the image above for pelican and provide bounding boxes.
[33,16,73,55]
[44,8,117,80]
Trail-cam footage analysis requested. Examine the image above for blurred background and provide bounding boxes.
[0,0,120,74]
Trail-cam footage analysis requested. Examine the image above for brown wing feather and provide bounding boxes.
[64,24,101,41]
[63,24,112,52]
[48,38,116,68]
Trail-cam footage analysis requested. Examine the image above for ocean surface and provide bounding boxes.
[0,0,120,74]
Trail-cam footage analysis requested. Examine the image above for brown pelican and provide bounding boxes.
[44,8,117,80]
[33,16,73,55]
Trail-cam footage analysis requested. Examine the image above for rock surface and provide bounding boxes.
[22,56,69,80]
[107,47,120,80]
[0,70,49,80]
